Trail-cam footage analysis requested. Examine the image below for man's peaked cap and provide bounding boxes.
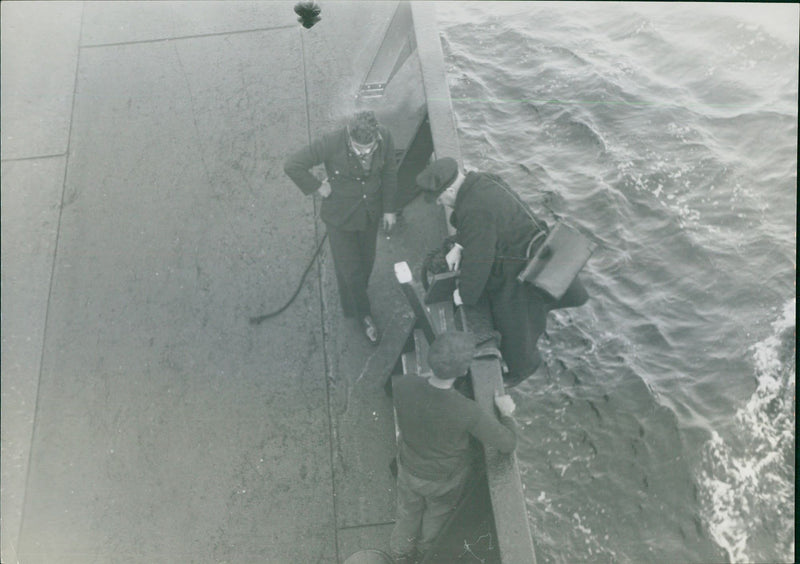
[416,158,459,202]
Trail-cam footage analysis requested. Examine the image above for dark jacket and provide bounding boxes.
[393,374,516,480]
[450,172,545,306]
[451,171,589,384]
[284,125,398,231]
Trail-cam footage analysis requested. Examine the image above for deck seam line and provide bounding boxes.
[299,28,341,563]
[1,153,68,163]
[338,520,397,531]
[80,24,296,49]
[15,2,87,556]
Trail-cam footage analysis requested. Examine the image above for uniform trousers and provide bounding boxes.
[389,462,470,559]
[326,218,379,319]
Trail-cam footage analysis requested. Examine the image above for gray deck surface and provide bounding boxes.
[1,2,447,562]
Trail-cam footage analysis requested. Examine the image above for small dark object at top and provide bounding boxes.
[294,2,322,29]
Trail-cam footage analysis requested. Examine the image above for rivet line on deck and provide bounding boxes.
[17,2,88,556]
[80,24,297,49]
[299,26,342,563]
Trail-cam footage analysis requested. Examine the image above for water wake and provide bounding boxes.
[698,298,795,563]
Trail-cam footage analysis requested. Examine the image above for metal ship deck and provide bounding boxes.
[1,3,534,562]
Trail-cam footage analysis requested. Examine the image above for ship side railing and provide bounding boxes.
[397,4,538,563]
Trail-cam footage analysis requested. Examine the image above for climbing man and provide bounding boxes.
[390,330,517,562]
[416,157,589,386]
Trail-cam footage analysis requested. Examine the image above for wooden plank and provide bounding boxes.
[455,307,536,564]
[427,301,456,333]
[469,359,537,564]
[412,329,432,376]
[395,262,437,343]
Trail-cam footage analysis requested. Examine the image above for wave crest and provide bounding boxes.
[697,298,795,563]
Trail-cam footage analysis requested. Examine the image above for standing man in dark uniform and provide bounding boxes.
[284,111,397,343]
[416,157,589,386]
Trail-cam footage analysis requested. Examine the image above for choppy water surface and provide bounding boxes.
[438,3,797,562]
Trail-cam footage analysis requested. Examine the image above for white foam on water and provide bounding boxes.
[698,298,795,563]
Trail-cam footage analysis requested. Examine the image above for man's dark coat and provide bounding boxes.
[451,171,588,384]
[283,125,398,318]
[284,125,398,230]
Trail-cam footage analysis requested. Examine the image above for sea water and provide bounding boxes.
[438,3,797,563]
